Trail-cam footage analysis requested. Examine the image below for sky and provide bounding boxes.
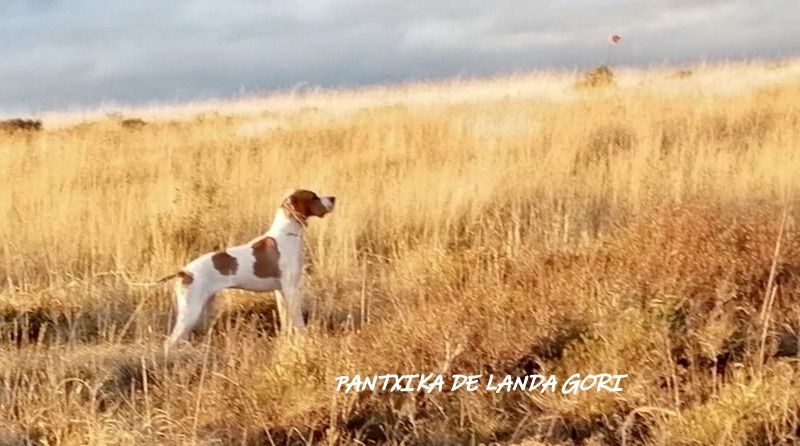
[2,0,799,114]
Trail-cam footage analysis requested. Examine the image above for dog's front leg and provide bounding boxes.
[279,276,305,333]
[287,287,306,332]
[273,289,288,334]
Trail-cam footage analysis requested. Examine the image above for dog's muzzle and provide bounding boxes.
[321,196,336,212]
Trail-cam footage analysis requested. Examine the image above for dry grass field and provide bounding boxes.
[2,60,800,445]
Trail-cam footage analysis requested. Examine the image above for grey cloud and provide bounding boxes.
[1,0,798,115]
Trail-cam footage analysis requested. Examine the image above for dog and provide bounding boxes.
[159,189,335,351]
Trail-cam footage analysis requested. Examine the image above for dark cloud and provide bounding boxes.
[1,0,798,114]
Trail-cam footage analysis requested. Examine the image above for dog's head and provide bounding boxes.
[283,189,336,222]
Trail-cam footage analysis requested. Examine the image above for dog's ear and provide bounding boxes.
[289,190,316,218]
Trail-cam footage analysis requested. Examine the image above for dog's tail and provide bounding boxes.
[91,270,190,287]
[156,272,178,283]
[121,271,187,287]
[156,270,193,285]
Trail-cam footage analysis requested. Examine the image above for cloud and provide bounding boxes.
[1,0,798,114]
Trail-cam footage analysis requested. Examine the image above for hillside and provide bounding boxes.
[2,60,800,445]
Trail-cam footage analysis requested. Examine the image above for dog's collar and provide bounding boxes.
[286,232,299,237]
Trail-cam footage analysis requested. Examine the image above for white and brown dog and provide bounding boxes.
[160,189,335,350]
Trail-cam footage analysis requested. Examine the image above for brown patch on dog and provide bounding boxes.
[177,270,194,285]
[251,237,281,278]
[211,251,238,276]
[286,189,328,221]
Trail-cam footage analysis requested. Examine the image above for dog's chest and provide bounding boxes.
[274,235,303,276]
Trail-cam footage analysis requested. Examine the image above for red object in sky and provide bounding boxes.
[609,34,621,45]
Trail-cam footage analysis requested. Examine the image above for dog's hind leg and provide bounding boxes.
[165,280,214,353]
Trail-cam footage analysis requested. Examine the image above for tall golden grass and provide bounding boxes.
[2,60,800,445]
